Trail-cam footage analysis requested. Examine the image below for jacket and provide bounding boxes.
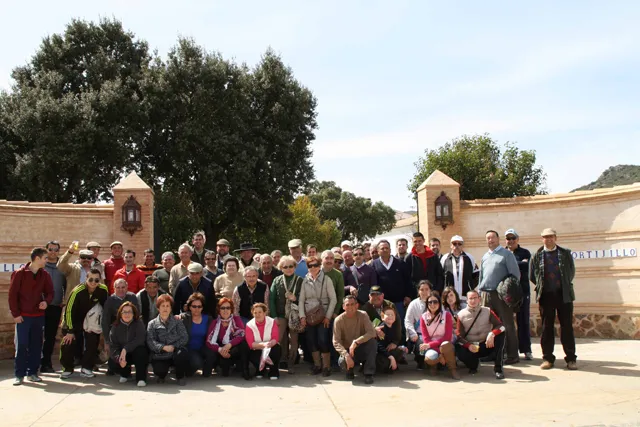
[103,256,125,290]
[173,276,216,317]
[441,252,475,298]
[361,299,401,345]
[108,319,147,361]
[371,257,414,302]
[137,288,166,326]
[343,263,378,304]
[269,274,303,319]
[57,250,91,303]
[298,271,337,319]
[112,265,147,294]
[529,245,576,303]
[409,247,444,292]
[146,315,189,360]
[258,267,283,286]
[323,268,345,316]
[510,245,532,294]
[61,283,109,335]
[101,293,141,336]
[234,281,269,319]
[44,261,67,306]
[8,263,54,318]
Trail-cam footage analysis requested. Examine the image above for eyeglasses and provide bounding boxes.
[219,306,231,310]
[121,311,133,315]
[506,237,517,241]
[191,305,203,309]
[307,264,320,268]
[452,243,463,247]
[205,258,216,261]
[87,278,100,283]
[335,260,343,264]
[47,248,59,252]
[353,253,363,257]
[80,256,93,260]
[427,300,440,305]
[282,265,295,269]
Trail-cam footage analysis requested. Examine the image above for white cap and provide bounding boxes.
[340,240,352,247]
[450,235,464,243]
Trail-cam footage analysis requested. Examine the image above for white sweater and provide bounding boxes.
[404,298,427,339]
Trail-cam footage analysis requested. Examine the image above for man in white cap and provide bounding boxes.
[58,244,98,303]
[505,228,533,360]
[86,241,105,280]
[341,240,352,253]
[440,235,475,301]
[530,228,577,371]
[288,239,308,277]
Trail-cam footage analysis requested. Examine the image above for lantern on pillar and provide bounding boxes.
[121,195,143,236]
[434,191,453,229]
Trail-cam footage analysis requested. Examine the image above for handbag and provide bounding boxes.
[304,276,326,326]
[287,278,305,333]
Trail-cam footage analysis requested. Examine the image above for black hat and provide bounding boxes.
[234,242,260,252]
[369,285,382,295]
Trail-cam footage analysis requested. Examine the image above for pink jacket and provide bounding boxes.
[419,310,453,351]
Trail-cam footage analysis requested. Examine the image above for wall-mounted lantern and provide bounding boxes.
[121,195,142,236]
[434,191,453,229]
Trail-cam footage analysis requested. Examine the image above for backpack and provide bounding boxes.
[496,274,523,312]
[83,304,103,334]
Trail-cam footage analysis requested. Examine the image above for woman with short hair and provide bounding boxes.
[214,257,243,299]
[245,303,281,380]
[419,291,459,379]
[147,294,190,385]
[269,255,304,373]
[180,292,215,377]
[206,297,250,379]
[108,301,148,387]
[299,255,337,377]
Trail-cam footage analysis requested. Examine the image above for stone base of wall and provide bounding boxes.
[530,313,640,339]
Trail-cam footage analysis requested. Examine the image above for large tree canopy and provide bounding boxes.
[307,181,396,242]
[407,133,547,200]
[0,18,150,202]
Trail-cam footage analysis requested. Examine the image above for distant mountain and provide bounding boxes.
[572,165,640,192]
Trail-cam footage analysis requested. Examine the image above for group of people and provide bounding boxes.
[8,226,577,387]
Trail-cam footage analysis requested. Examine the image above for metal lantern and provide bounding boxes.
[434,191,453,229]
[121,195,143,236]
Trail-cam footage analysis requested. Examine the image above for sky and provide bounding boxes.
[2,1,639,211]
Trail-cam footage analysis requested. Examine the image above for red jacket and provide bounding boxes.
[104,257,125,290]
[112,265,146,294]
[8,263,54,318]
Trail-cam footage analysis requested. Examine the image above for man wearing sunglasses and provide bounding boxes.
[505,229,533,361]
[41,240,67,373]
[440,236,475,302]
[59,268,109,379]
[344,246,378,305]
[58,243,97,304]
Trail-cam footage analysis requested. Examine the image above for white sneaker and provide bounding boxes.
[137,380,147,387]
[60,371,73,380]
[525,352,533,360]
[119,376,128,384]
[28,375,42,382]
[80,368,95,378]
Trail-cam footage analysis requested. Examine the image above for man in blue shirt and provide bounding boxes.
[288,239,308,277]
[478,230,521,364]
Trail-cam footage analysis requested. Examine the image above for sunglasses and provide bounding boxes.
[506,237,517,241]
[427,300,440,305]
[307,264,320,268]
[219,306,231,310]
[87,278,100,283]
[191,305,203,309]
[205,258,216,261]
[80,256,93,260]
[47,248,59,252]
[282,265,295,269]
[353,253,363,257]
[452,242,463,247]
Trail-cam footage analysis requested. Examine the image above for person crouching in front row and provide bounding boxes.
[245,303,282,380]
[419,291,459,379]
[375,307,407,373]
[108,301,148,387]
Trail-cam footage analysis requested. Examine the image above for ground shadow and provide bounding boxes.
[573,359,639,378]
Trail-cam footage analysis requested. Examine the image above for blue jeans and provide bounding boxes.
[305,323,332,353]
[14,316,45,377]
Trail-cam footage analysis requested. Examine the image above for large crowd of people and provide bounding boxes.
[8,227,577,387]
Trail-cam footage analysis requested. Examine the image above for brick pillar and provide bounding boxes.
[416,170,461,245]
[112,172,154,262]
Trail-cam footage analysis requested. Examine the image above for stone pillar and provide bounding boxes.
[112,172,154,262]
[416,170,461,245]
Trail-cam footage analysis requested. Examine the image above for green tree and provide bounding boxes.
[407,133,547,200]
[0,18,150,202]
[307,181,396,242]
[287,196,341,251]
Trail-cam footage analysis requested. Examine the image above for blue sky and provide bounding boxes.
[2,1,639,210]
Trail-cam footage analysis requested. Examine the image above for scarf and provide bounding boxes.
[208,315,243,346]
[450,253,464,297]
[422,310,444,339]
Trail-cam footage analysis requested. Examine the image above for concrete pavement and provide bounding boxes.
[1,338,639,426]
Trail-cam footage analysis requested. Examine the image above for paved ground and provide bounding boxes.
[0,338,639,427]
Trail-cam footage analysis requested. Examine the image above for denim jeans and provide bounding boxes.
[14,316,45,377]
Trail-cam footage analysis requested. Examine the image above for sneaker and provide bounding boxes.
[364,375,374,385]
[40,366,55,374]
[495,371,505,380]
[119,376,129,384]
[80,368,95,378]
[28,375,42,382]
[255,370,265,379]
[540,360,554,370]
[346,369,355,380]
[269,376,279,380]
[567,361,578,370]
[13,377,23,386]
[137,380,147,387]
[178,378,187,386]
[524,352,533,360]
[60,371,73,380]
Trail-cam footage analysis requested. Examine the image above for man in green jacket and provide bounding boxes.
[529,228,577,371]
[321,250,345,370]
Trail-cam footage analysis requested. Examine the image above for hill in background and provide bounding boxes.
[572,165,640,192]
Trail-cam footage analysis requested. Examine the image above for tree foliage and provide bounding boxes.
[307,181,396,242]
[407,133,547,200]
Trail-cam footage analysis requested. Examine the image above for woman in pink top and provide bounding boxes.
[419,291,460,379]
[206,297,250,380]
[245,303,281,380]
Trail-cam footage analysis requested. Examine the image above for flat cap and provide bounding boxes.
[110,241,123,248]
[334,253,343,261]
[340,240,352,247]
[79,249,94,257]
[86,241,101,248]
[187,262,203,273]
[288,239,302,248]
[216,239,230,246]
[541,228,557,237]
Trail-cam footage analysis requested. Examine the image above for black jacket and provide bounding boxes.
[138,288,166,326]
[108,319,146,361]
[61,283,109,335]
[371,257,414,302]
[510,245,532,294]
[258,267,283,285]
[173,276,217,317]
[441,252,474,297]
[409,254,444,292]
